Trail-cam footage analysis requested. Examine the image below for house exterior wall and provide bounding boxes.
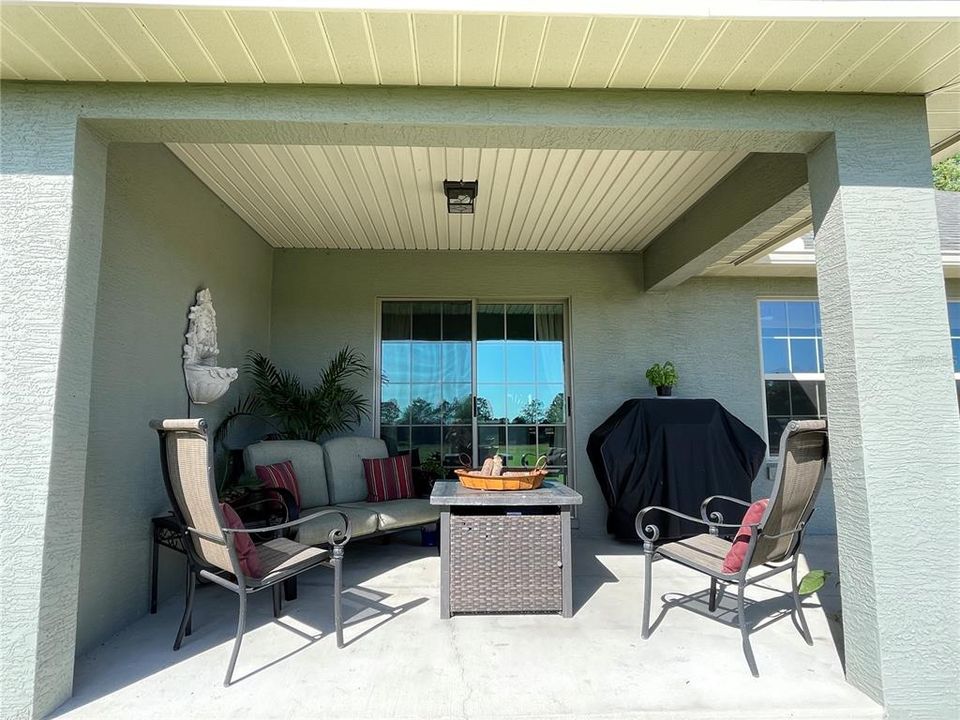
[269,249,838,534]
[75,143,273,656]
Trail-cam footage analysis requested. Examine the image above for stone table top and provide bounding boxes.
[430,480,583,507]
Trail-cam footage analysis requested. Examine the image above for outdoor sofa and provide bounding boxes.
[243,436,441,546]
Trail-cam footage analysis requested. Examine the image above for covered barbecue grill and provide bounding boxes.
[587,398,766,540]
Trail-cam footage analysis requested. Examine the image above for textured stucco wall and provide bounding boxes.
[809,125,960,717]
[1,106,107,717]
[269,250,832,534]
[75,144,273,656]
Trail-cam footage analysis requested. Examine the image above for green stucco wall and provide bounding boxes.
[75,143,273,656]
[269,249,829,534]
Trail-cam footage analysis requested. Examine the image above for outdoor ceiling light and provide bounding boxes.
[443,180,478,214]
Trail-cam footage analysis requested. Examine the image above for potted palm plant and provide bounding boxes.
[215,346,371,445]
[645,361,679,397]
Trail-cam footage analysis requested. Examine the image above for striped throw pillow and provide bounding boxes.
[255,460,301,508]
[362,454,415,503]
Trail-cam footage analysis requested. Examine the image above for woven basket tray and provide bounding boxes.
[455,468,547,491]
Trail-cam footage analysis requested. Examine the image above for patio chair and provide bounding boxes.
[150,418,352,686]
[635,419,828,676]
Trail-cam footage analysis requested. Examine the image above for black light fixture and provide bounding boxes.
[443,180,478,214]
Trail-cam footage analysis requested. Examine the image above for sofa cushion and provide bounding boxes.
[296,505,379,546]
[322,436,389,504]
[362,455,415,502]
[343,498,440,532]
[244,440,328,508]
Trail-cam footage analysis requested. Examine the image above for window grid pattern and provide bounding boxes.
[759,300,826,455]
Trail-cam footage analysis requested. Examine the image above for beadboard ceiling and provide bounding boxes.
[166,142,748,252]
[2,4,958,152]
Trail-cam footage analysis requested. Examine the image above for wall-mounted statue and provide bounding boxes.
[183,288,238,404]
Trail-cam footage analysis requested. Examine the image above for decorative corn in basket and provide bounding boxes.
[455,454,549,491]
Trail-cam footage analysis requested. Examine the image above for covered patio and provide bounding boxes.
[56,535,875,720]
[3,3,960,720]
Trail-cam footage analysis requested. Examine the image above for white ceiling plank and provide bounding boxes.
[229,10,301,83]
[274,11,341,84]
[457,13,500,87]
[718,20,811,90]
[180,9,261,82]
[756,21,857,91]
[646,18,726,89]
[1,5,103,80]
[320,10,378,84]
[0,24,63,80]
[167,143,278,244]
[489,148,533,250]
[220,143,314,247]
[33,6,145,80]
[552,149,634,252]
[85,6,184,81]
[133,8,223,82]
[288,144,362,248]
[272,145,351,249]
[683,20,768,90]
[570,17,635,88]
[608,17,680,88]
[252,144,340,247]
[867,22,960,91]
[413,13,456,87]
[533,16,591,88]
[367,12,417,85]
[427,146,451,250]
[496,15,547,88]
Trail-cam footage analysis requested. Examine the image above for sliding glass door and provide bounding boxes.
[378,300,570,484]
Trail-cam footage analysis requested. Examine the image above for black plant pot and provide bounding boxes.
[656,385,673,397]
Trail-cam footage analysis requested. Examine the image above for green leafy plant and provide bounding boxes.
[215,347,371,445]
[419,452,444,480]
[933,154,960,192]
[645,361,679,389]
[798,569,832,595]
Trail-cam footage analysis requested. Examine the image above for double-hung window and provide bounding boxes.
[758,299,826,455]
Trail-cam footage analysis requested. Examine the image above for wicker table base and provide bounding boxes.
[430,481,583,619]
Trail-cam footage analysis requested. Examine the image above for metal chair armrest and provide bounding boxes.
[635,505,755,543]
[700,494,753,524]
[221,508,352,545]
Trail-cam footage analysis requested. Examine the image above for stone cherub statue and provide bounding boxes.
[183,288,238,404]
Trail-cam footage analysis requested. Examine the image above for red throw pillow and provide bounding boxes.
[220,502,264,578]
[362,455,415,502]
[721,498,769,575]
[255,460,301,508]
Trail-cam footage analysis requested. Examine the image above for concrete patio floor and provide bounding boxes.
[55,533,878,720]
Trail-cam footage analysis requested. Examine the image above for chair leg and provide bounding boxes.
[224,591,247,687]
[791,560,813,645]
[333,545,345,648]
[272,584,283,618]
[173,569,196,651]
[737,582,759,677]
[708,577,718,612]
[641,543,654,640]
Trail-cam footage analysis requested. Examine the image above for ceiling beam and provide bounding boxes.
[641,153,809,291]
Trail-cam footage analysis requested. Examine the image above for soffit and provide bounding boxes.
[166,142,747,251]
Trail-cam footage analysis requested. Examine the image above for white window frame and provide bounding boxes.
[949,299,960,382]
[756,297,826,458]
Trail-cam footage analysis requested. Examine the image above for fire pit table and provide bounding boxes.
[430,480,583,619]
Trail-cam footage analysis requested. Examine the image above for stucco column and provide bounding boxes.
[808,127,960,717]
[0,102,107,718]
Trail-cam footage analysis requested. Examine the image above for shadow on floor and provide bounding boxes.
[54,534,432,716]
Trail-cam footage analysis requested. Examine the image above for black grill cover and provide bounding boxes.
[587,399,766,541]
